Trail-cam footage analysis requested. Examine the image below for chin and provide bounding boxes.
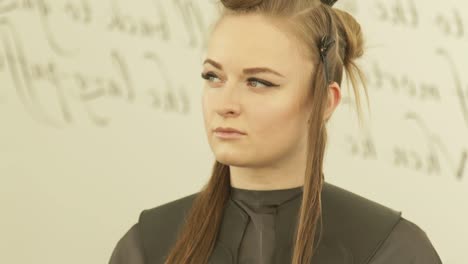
[215,153,248,167]
[215,155,240,165]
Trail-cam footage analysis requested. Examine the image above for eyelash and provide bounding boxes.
[200,72,278,88]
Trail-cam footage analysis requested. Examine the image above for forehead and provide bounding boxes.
[206,14,310,74]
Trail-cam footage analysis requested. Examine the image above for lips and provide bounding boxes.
[213,127,246,134]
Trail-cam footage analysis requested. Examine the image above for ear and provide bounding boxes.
[323,81,341,121]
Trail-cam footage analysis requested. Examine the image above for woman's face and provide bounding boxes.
[201,14,315,168]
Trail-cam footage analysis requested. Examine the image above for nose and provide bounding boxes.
[215,83,241,117]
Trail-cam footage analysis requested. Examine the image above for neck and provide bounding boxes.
[229,165,305,191]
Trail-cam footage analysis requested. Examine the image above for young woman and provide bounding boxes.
[109,0,442,263]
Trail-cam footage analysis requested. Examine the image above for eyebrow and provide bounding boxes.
[203,58,285,78]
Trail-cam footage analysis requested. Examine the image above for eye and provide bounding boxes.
[201,72,279,88]
[201,72,221,83]
[247,78,277,88]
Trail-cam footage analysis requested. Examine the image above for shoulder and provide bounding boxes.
[108,224,145,264]
[109,193,200,264]
[320,182,442,263]
[138,192,199,228]
[137,192,200,260]
[320,182,402,263]
[321,181,403,232]
[368,217,443,263]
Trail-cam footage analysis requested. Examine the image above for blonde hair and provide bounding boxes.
[164,0,369,263]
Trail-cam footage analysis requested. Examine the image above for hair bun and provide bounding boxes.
[333,9,364,65]
[220,0,263,9]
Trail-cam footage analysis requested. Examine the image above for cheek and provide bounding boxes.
[202,91,212,116]
[201,93,212,129]
[251,101,304,144]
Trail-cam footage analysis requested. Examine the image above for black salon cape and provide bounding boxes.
[108,182,442,264]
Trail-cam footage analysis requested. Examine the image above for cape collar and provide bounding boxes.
[208,182,401,263]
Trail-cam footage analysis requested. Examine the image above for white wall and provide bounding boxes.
[0,0,466,263]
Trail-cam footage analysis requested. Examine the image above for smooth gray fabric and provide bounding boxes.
[230,186,304,264]
[109,185,442,264]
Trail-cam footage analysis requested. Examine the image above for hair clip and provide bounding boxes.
[319,35,335,83]
[320,0,338,6]
[319,35,335,62]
